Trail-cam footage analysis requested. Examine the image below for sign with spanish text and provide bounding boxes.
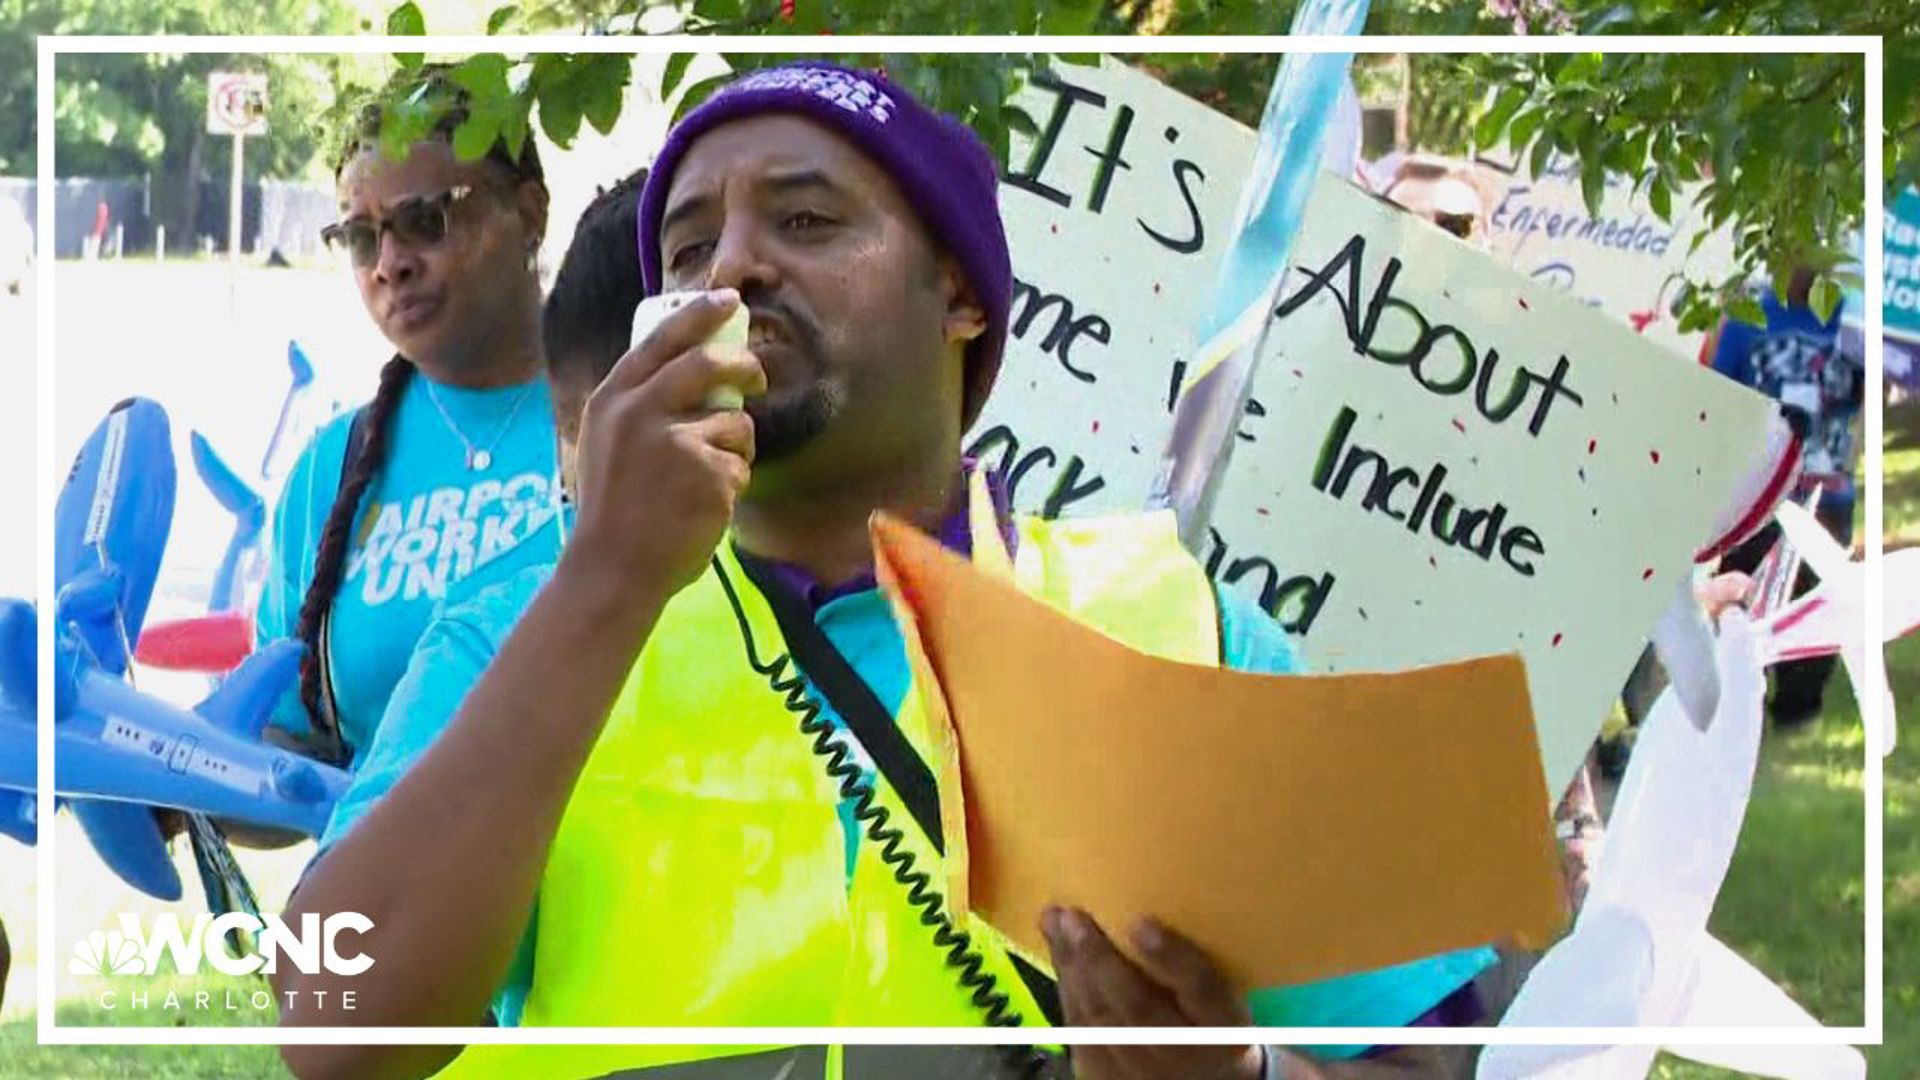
[1476,153,1739,360]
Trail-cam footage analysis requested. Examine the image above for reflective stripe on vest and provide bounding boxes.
[436,510,1216,1077]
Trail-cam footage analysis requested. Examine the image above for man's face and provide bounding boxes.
[656,114,972,478]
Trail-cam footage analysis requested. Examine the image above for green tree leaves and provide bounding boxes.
[385,0,424,35]
[14,0,1902,342]
[1462,41,1882,333]
[337,0,1902,338]
[386,0,425,68]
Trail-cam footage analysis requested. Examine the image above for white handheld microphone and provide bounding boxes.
[629,291,753,411]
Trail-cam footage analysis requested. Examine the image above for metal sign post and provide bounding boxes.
[229,128,244,268]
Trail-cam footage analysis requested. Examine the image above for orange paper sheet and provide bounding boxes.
[871,513,1566,992]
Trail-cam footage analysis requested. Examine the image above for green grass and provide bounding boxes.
[0,1037,286,1080]
[0,973,290,1079]
[1885,434,1920,549]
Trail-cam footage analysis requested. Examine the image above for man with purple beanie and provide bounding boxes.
[280,62,1488,1080]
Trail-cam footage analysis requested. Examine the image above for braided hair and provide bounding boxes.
[290,357,411,761]
[292,72,546,760]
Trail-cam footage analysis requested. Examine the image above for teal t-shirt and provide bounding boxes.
[318,553,1494,1039]
[254,371,562,765]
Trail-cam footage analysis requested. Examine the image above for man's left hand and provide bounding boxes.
[1042,905,1264,1080]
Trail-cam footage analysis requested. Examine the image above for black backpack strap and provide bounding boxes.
[733,548,1064,1027]
[737,549,945,853]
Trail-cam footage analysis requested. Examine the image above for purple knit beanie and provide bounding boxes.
[636,61,1012,426]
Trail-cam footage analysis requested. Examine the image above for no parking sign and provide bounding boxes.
[206,72,268,137]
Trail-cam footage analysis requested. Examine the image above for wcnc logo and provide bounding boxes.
[69,912,372,1014]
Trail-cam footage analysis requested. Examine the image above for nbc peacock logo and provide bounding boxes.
[69,929,148,977]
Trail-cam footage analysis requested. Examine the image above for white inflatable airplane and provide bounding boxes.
[1765,501,1917,757]
[1481,499,1917,1079]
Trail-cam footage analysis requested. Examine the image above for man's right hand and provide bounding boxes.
[276,298,767,1058]
[569,288,766,600]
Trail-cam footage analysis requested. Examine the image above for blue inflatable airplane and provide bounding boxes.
[0,397,348,903]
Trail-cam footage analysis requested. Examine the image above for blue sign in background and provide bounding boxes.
[1886,186,1920,345]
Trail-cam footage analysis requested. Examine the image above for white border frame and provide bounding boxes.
[35,32,1885,1050]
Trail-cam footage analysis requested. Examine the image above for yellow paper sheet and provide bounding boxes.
[871,513,1566,992]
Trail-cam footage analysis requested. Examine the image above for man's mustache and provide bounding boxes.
[741,291,822,358]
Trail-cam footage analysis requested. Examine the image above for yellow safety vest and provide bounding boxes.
[441,507,1218,1079]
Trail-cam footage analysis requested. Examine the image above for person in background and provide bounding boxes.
[249,71,563,789]
[84,198,109,260]
[1705,266,1863,729]
[303,167,649,1030]
[1378,157,1488,247]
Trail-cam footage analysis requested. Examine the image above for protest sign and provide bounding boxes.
[1886,186,1920,346]
[1475,152,1739,359]
[1839,187,1919,395]
[974,60,1776,794]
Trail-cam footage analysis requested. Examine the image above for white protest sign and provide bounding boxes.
[1478,153,1738,360]
[968,61,1258,518]
[974,60,1776,795]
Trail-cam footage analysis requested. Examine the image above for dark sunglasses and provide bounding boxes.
[321,185,477,268]
[1433,211,1476,240]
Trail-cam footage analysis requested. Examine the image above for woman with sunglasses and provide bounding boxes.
[251,76,562,783]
